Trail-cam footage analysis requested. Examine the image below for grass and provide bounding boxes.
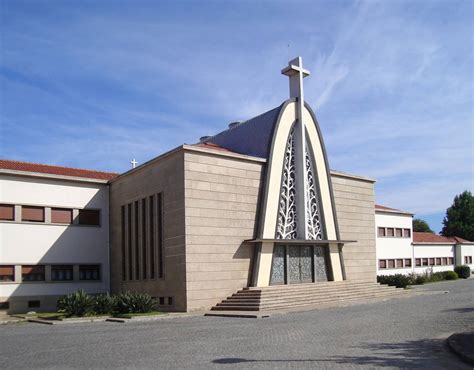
[112,311,164,319]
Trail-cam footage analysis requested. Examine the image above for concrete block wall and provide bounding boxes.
[109,150,187,311]
[331,173,377,282]
[183,151,264,311]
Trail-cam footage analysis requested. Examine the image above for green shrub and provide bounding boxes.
[442,270,458,280]
[377,274,411,288]
[113,292,156,314]
[93,294,115,315]
[454,265,471,279]
[57,289,93,317]
[430,272,446,282]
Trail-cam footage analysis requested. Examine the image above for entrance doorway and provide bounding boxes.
[289,246,313,283]
[269,244,331,285]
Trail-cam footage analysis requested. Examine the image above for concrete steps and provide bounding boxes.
[210,281,407,312]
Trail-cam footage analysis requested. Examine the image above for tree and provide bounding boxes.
[441,190,474,241]
[413,218,433,233]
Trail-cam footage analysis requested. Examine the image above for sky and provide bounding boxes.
[0,0,472,233]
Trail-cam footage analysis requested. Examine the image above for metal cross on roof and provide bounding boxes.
[281,56,310,101]
[130,158,138,169]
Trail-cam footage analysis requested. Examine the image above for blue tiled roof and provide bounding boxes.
[204,103,284,159]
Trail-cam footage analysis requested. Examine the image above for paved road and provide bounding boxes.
[1,279,473,369]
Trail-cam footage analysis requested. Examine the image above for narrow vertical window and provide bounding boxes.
[135,201,139,280]
[127,203,132,280]
[121,205,126,280]
[157,193,164,278]
[149,195,155,279]
[142,198,147,280]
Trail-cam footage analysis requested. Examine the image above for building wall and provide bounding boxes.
[375,212,413,275]
[183,150,264,311]
[413,244,456,273]
[109,150,187,311]
[0,174,109,313]
[331,173,376,282]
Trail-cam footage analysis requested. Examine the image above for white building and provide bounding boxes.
[375,204,473,276]
[0,160,115,313]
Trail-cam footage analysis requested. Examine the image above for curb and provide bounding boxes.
[447,331,474,365]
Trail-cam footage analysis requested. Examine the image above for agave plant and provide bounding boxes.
[113,291,156,314]
[57,289,93,317]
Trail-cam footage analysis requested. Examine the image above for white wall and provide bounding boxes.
[375,212,413,275]
[0,175,109,298]
[413,244,455,273]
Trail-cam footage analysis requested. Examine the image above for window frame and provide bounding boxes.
[377,227,386,237]
[51,208,73,224]
[79,264,101,281]
[21,265,46,282]
[21,206,45,223]
[78,209,101,226]
[0,265,15,282]
[0,204,15,221]
[51,265,74,281]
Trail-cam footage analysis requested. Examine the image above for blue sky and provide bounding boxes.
[1,0,472,232]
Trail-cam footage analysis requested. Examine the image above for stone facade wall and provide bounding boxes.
[184,151,264,311]
[331,173,376,282]
[109,150,187,311]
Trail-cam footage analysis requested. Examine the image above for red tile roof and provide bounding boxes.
[0,159,118,181]
[375,204,413,214]
[193,142,235,153]
[375,204,401,212]
[413,232,471,243]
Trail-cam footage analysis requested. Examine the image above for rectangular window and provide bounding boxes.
[22,265,45,281]
[386,228,394,237]
[0,265,15,282]
[429,258,435,266]
[0,302,9,310]
[442,257,447,265]
[79,265,100,280]
[157,193,164,279]
[395,228,403,237]
[415,258,421,266]
[135,201,139,280]
[121,205,126,280]
[28,300,40,308]
[78,209,100,226]
[465,256,473,264]
[142,198,147,280]
[435,258,441,266]
[149,195,155,279]
[51,208,73,224]
[396,259,403,268]
[448,257,454,265]
[22,206,44,222]
[387,259,395,269]
[379,260,387,269]
[51,265,73,281]
[127,203,132,280]
[403,229,411,238]
[378,227,386,237]
[422,258,428,266]
[0,204,15,221]
[404,259,412,267]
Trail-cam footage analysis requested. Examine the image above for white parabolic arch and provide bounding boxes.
[256,99,343,286]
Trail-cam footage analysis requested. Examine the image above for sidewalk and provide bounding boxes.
[447,331,474,365]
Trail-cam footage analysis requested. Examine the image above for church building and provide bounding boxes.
[5,57,461,314]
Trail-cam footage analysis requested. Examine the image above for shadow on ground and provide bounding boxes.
[213,338,461,368]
